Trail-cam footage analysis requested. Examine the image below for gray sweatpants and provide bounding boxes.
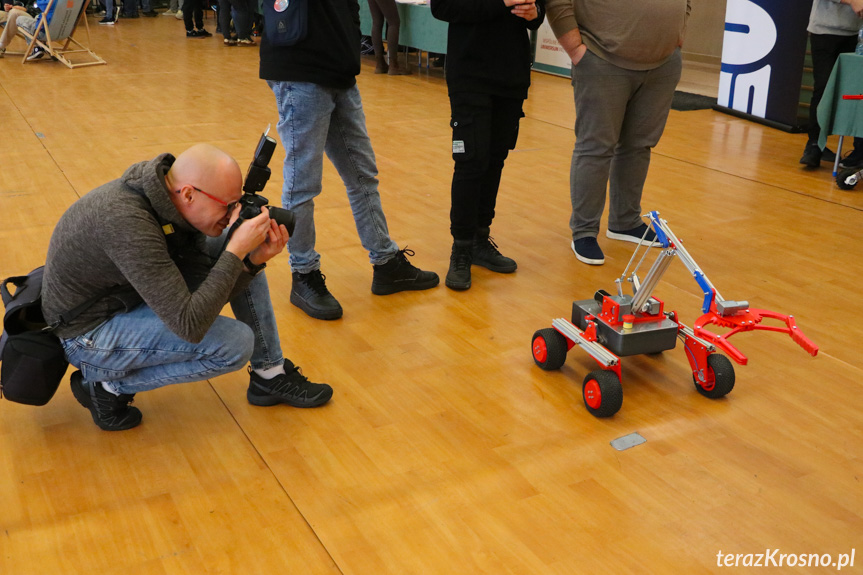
[569,49,682,240]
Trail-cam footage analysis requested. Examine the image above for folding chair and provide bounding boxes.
[10,0,106,68]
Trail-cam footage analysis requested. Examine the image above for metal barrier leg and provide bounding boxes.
[833,135,844,177]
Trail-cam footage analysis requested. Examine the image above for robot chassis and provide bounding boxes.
[531,211,818,418]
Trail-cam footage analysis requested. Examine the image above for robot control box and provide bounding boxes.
[571,297,678,357]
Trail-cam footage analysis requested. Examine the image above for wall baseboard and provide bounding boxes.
[681,52,722,67]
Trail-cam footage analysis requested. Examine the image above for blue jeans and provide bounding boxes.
[124,0,152,16]
[268,81,399,273]
[218,0,253,39]
[61,246,284,395]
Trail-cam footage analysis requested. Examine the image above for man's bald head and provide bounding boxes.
[166,144,244,236]
[169,144,243,197]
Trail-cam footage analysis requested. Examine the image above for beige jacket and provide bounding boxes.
[545,0,691,70]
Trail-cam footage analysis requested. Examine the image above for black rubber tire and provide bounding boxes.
[694,353,735,399]
[531,328,568,371]
[836,168,859,190]
[582,370,623,418]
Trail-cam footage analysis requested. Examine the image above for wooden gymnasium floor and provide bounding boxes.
[1,15,862,575]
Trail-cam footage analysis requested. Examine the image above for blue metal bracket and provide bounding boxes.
[693,271,714,313]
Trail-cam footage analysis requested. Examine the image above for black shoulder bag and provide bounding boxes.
[0,267,111,406]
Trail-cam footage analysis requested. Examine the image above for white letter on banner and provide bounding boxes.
[718,66,771,116]
[721,0,777,66]
[717,0,777,118]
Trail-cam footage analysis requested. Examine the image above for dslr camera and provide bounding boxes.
[237,127,296,236]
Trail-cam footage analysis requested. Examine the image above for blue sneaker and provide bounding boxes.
[26,46,45,60]
[571,237,605,265]
[606,223,661,247]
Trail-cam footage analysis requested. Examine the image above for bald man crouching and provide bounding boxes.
[42,145,332,431]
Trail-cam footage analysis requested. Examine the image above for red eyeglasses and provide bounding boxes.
[181,186,240,214]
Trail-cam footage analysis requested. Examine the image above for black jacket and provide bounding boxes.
[431,0,545,99]
[259,0,361,89]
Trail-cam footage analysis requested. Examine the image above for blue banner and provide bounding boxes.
[718,0,813,129]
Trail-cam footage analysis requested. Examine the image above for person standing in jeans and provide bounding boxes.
[259,0,439,321]
[96,0,120,24]
[546,0,689,266]
[430,0,544,290]
[799,0,863,168]
[219,0,255,45]
[122,0,157,18]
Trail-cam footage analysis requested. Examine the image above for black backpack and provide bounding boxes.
[0,267,110,406]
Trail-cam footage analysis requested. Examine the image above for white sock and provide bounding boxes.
[254,364,286,380]
[100,381,121,396]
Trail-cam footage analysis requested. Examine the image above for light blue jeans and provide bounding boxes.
[61,241,284,394]
[268,81,399,273]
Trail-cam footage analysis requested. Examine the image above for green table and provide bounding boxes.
[359,0,448,65]
[817,53,863,174]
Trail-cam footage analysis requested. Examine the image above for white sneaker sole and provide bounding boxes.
[571,240,604,265]
[605,230,661,247]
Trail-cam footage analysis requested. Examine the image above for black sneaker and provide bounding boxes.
[799,141,822,167]
[445,239,473,290]
[186,29,202,37]
[70,370,142,431]
[606,223,661,246]
[571,237,605,265]
[142,9,158,16]
[371,247,440,295]
[472,229,516,273]
[247,359,332,408]
[197,28,212,37]
[98,16,115,24]
[291,269,343,320]
[839,147,863,169]
[26,46,45,60]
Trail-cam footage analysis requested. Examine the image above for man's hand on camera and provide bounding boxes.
[247,214,289,266]
[225,208,275,262]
